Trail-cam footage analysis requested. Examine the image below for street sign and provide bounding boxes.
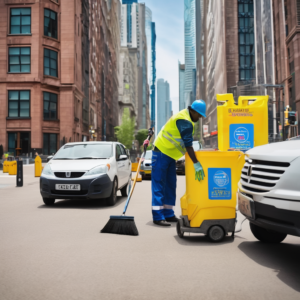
[203,125,209,135]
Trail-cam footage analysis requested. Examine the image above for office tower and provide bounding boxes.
[184,0,197,108]
[145,6,156,129]
[179,62,186,111]
[157,79,171,134]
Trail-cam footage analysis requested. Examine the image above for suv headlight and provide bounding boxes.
[84,165,108,176]
[42,164,54,176]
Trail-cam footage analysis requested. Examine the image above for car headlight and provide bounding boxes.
[84,165,108,176]
[42,164,54,176]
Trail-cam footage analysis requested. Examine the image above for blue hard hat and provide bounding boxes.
[191,100,206,118]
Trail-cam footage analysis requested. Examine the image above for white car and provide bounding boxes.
[238,137,300,243]
[40,142,131,206]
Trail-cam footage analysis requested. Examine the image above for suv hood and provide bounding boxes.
[246,140,300,163]
[49,159,108,172]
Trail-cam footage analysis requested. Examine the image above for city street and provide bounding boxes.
[0,165,299,300]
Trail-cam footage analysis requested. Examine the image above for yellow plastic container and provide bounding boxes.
[3,161,8,173]
[35,156,43,177]
[8,161,17,175]
[179,150,245,237]
[131,162,138,172]
[217,94,269,151]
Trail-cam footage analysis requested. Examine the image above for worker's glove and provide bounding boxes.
[194,162,205,182]
[143,140,150,147]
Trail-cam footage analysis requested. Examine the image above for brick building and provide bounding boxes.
[0,0,120,157]
[273,0,300,133]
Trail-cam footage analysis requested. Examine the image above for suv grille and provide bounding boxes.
[240,159,290,193]
[54,172,85,178]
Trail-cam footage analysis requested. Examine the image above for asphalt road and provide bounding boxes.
[0,165,299,300]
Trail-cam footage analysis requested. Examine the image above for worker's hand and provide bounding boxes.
[194,162,205,182]
[143,140,150,147]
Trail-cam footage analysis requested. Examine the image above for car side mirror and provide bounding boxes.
[119,154,127,161]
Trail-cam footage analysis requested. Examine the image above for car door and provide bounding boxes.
[120,144,131,181]
[116,144,126,187]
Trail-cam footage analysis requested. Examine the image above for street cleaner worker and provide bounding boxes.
[143,100,207,226]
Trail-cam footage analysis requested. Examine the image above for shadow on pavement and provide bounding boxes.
[174,234,235,246]
[238,241,300,292]
[38,195,127,210]
[145,220,177,229]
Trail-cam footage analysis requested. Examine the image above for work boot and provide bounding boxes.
[153,220,171,226]
[165,215,179,222]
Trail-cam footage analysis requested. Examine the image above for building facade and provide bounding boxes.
[0,0,121,156]
[118,47,138,124]
[178,62,186,111]
[196,0,277,148]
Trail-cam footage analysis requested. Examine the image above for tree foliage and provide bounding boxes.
[135,129,149,148]
[115,108,135,149]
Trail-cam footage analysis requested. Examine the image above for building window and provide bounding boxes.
[10,8,31,34]
[8,47,31,73]
[43,92,57,120]
[44,8,58,39]
[44,48,58,77]
[238,0,255,81]
[8,90,30,118]
[43,133,57,155]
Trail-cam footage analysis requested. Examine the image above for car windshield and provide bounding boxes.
[192,141,201,151]
[53,144,113,160]
[144,151,152,159]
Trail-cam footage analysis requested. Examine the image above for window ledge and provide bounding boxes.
[44,119,59,122]
[43,35,60,43]
[6,117,31,120]
[7,34,32,36]
[44,75,59,80]
[8,72,31,74]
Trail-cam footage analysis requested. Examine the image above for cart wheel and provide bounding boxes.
[208,226,225,242]
[176,219,184,238]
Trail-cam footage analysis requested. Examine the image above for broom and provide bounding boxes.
[101,128,154,236]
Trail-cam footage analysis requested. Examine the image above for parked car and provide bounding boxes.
[238,136,300,243]
[139,150,152,179]
[176,141,203,175]
[40,142,131,206]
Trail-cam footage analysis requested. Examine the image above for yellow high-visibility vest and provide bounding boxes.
[154,109,195,160]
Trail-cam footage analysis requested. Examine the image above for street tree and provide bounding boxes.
[115,108,135,149]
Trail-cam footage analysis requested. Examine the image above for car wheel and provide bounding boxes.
[107,178,117,206]
[121,177,131,197]
[208,225,225,242]
[250,222,287,243]
[141,174,145,180]
[43,198,55,206]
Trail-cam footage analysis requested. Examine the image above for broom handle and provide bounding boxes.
[122,128,154,215]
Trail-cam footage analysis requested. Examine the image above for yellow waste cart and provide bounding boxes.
[178,150,245,242]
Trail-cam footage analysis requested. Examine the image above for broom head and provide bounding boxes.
[101,216,139,236]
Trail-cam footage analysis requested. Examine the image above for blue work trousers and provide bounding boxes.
[151,151,177,221]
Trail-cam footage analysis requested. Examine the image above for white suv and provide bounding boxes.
[238,137,300,243]
[40,142,131,206]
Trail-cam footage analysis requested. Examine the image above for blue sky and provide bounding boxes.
[143,0,184,113]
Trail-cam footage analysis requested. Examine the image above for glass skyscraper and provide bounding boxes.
[145,6,156,129]
[184,0,196,107]
[157,79,171,134]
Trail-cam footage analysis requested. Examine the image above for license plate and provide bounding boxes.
[238,193,254,219]
[55,184,81,191]
[144,170,151,174]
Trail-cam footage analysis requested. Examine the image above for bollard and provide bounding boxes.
[3,161,8,173]
[16,160,23,187]
[35,155,43,177]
